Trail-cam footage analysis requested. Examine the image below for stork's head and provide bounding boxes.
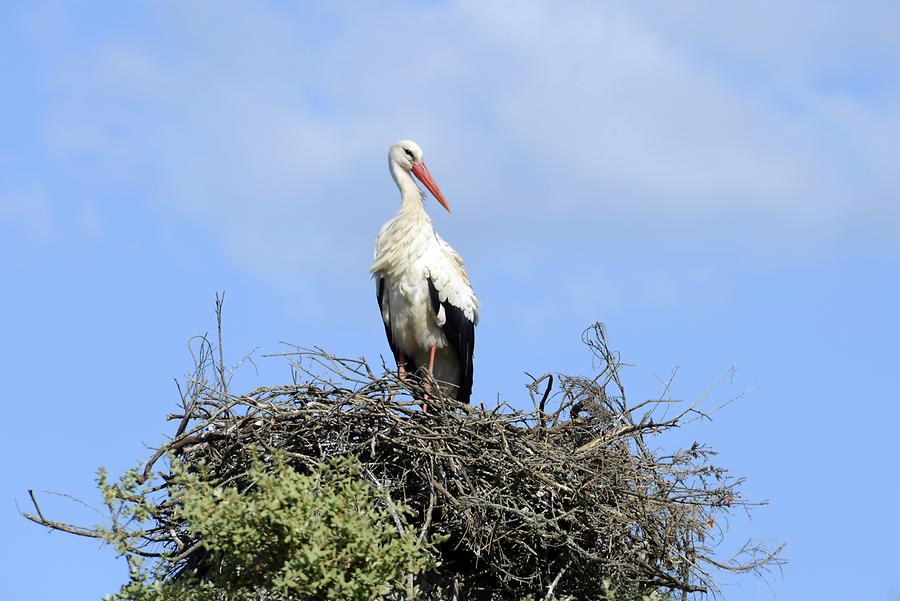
[389,139,452,212]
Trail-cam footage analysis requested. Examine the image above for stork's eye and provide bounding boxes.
[403,148,415,161]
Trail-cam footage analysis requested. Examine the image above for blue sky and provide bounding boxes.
[3,1,899,599]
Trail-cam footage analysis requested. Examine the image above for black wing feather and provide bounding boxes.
[377,277,418,374]
[427,277,475,404]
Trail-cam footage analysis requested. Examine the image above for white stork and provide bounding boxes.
[371,140,479,404]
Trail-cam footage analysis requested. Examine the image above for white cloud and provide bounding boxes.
[28,0,900,287]
[0,189,54,242]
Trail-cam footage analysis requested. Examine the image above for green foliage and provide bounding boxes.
[95,466,158,558]
[106,453,437,601]
[106,566,220,601]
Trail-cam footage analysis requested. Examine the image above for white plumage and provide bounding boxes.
[371,140,479,403]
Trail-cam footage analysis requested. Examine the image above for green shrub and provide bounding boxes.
[106,453,437,601]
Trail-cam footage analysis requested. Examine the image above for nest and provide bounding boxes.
[25,323,782,599]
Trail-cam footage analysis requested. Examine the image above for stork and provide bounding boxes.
[371,140,479,405]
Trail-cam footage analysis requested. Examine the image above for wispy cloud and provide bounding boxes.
[0,189,53,242]
[25,0,900,287]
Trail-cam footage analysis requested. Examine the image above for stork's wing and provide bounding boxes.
[376,277,395,357]
[428,234,480,323]
[427,277,475,403]
[424,237,479,404]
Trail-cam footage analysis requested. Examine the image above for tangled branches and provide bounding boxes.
[24,323,783,600]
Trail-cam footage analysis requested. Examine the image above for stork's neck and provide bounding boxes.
[390,160,426,211]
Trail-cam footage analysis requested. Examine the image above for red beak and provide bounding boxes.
[411,162,452,213]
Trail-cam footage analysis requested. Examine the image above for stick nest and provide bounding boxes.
[26,323,783,599]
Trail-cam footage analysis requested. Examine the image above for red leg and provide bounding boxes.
[389,352,407,403]
[397,352,407,381]
[423,345,436,413]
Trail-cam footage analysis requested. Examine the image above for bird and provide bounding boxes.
[371,139,479,405]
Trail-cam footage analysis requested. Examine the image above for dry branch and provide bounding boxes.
[23,323,783,600]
